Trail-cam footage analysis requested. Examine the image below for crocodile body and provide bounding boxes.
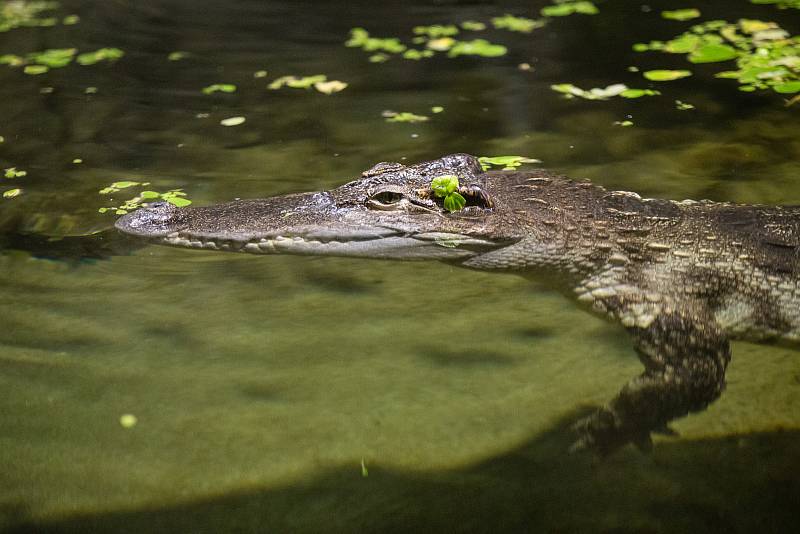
[116,154,800,454]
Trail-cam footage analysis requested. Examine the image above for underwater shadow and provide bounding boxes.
[5,411,799,534]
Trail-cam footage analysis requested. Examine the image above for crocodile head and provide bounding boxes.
[115,154,528,263]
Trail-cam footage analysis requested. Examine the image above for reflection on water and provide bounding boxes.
[1,0,799,532]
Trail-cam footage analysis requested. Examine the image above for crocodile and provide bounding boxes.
[116,153,800,455]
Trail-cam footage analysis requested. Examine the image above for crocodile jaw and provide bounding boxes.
[115,201,500,261]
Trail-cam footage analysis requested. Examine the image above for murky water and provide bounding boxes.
[1,1,799,532]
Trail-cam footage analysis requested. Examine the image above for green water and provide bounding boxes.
[1,1,799,532]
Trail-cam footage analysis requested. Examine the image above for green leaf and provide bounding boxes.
[384,111,429,123]
[661,9,701,21]
[140,191,160,199]
[619,88,661,98]
[110,181,140,189]
[443,192,466,212]
[478,155,541,170]
[76,48,124,65]
[166,197,192,207]
[202,84,237,94]
[491,14,546,33]
[447,39,507,58]
[643,69,693,81]
[688,43,738,63]
[541,1,599,17]
[431,175,459,197]
[23,64,49,75]
[774,81,800,93]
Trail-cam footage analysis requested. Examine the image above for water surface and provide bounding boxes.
[1,1,799,532]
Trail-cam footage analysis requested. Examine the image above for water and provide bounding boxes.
[1,1,799,532]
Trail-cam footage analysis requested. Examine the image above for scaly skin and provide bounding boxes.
[116,154,800,455]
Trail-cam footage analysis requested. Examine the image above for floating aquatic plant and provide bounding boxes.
[751,0,800,9]
[0,47,123,74]
[642,69,693,81]
[345,27,508,61]
[4,167,27,178]
[478,156,541,171]
[550,83,660,100]
[540,1,599,17]
[202,84,237,95]
[661,9,701,21]
[0,1,65,32]
[491,14,547,33]
[634,19,800,94]
[383,111,429,123]
[268,75,347,94]
[98,181,191,215]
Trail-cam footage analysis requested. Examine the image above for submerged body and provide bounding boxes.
[116,154,800,454]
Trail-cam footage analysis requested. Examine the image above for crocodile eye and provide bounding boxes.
[371,191,404,205]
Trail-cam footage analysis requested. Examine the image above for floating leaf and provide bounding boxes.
[4,167,27,178]
[541,1,599,17]
[774,81,800,93]
[383,111,429,123]
[461,21,487,31]
[551,83,652,100]
[220,116,246,126]
[23,64,48,75]
[661,9,701,21]
[403,49,435,59]
[76,47,124,65]
[202,84,237,94]
[29,48,76,68]
[491,14,546,33]
[268,75,328,90]
[166,197,192,207]
[3,188,21,198]
[749,0,800,9]
[675,100,696,110]
[0,1,61,33]
[447,39,507,58]
[688,43,738,63]
[643,69,693,81]
[620,88,661,98]
[426,38,455,52]
[478,156,541,170]
[168,51,189,61]
[314,80,348,94]
[413,25,459,38]
[346,28,406,53]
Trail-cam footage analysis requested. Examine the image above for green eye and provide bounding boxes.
[372,191,404,204]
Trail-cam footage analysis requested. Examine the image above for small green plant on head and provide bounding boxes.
[430,175,466,212]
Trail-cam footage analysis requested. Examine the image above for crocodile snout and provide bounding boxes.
[115,201,188,237]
